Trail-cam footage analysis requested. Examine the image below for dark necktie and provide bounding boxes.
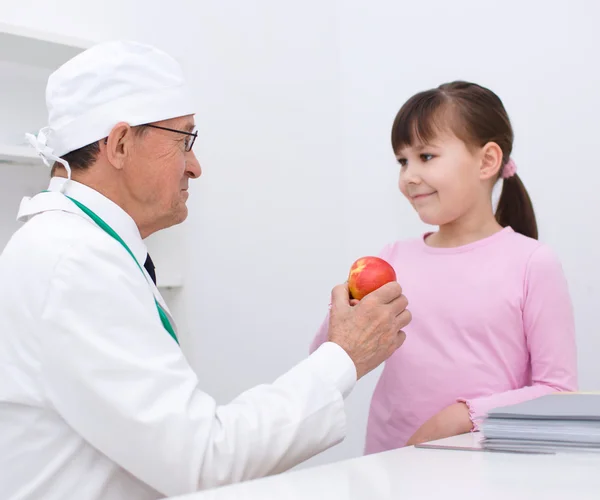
[144,253,157,285]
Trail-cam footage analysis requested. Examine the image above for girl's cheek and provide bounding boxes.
[398,177,409,199]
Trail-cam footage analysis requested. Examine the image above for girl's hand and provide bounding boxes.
[406,402,473,446]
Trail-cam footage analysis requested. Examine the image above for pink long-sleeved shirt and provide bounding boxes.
[310,227,578,454]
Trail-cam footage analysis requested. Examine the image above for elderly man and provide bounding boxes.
[0,41,411,500]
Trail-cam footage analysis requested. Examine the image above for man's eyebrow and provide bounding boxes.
[185,123,196,132]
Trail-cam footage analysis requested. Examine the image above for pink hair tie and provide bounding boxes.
[502,158,517,179]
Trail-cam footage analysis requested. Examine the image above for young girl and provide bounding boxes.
[309,80,578,454]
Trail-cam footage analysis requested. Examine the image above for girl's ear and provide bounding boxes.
[480,142,503,180]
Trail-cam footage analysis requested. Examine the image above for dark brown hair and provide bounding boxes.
[52,142,101,175]
[391,80,538,240]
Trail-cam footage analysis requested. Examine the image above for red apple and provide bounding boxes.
[347,256,397,300]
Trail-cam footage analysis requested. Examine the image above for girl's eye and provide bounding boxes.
[421,154,434,162]
[397,158,408,167]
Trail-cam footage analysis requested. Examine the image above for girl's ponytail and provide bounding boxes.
[495,159,538,240]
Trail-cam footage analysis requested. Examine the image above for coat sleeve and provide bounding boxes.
[458,244,578,429]
[40,238,356,497]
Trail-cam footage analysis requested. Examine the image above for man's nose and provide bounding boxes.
[186,150,202,178]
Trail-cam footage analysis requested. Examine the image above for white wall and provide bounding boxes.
[2,0,599,473]
[334,0,600,464]
[333,0,600,466]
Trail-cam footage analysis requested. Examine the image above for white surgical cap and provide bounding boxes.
[25,40,195,179]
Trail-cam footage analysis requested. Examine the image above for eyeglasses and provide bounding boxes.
[145,124,198,152]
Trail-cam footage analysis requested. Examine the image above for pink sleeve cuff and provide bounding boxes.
[457,398,480,432]
[457,385,562,433]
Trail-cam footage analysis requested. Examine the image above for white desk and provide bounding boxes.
[169,433,600,499]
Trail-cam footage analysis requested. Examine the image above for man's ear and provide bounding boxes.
[103,122,133,170]
[480,141,503,180]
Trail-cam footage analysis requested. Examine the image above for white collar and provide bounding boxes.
[17,177,148,266]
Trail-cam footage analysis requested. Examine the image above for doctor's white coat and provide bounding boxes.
[0,177,356,500]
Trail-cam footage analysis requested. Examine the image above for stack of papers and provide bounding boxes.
[481,393,600,454]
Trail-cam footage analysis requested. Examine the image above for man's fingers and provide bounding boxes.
[381,293,409,316]
[330,283,351,310]
[394,309,412,331]
[396,330,407,348]
[367,281,402,304]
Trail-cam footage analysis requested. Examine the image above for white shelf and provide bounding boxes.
[0,144,42,167]
[0,21,90,70]
[156,273,184,290]
[0,21,89,147]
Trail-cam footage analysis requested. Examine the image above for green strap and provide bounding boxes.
[63,195,179,345]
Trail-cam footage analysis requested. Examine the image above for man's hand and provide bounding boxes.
[327,282,411,380]
[405,403,473,446]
